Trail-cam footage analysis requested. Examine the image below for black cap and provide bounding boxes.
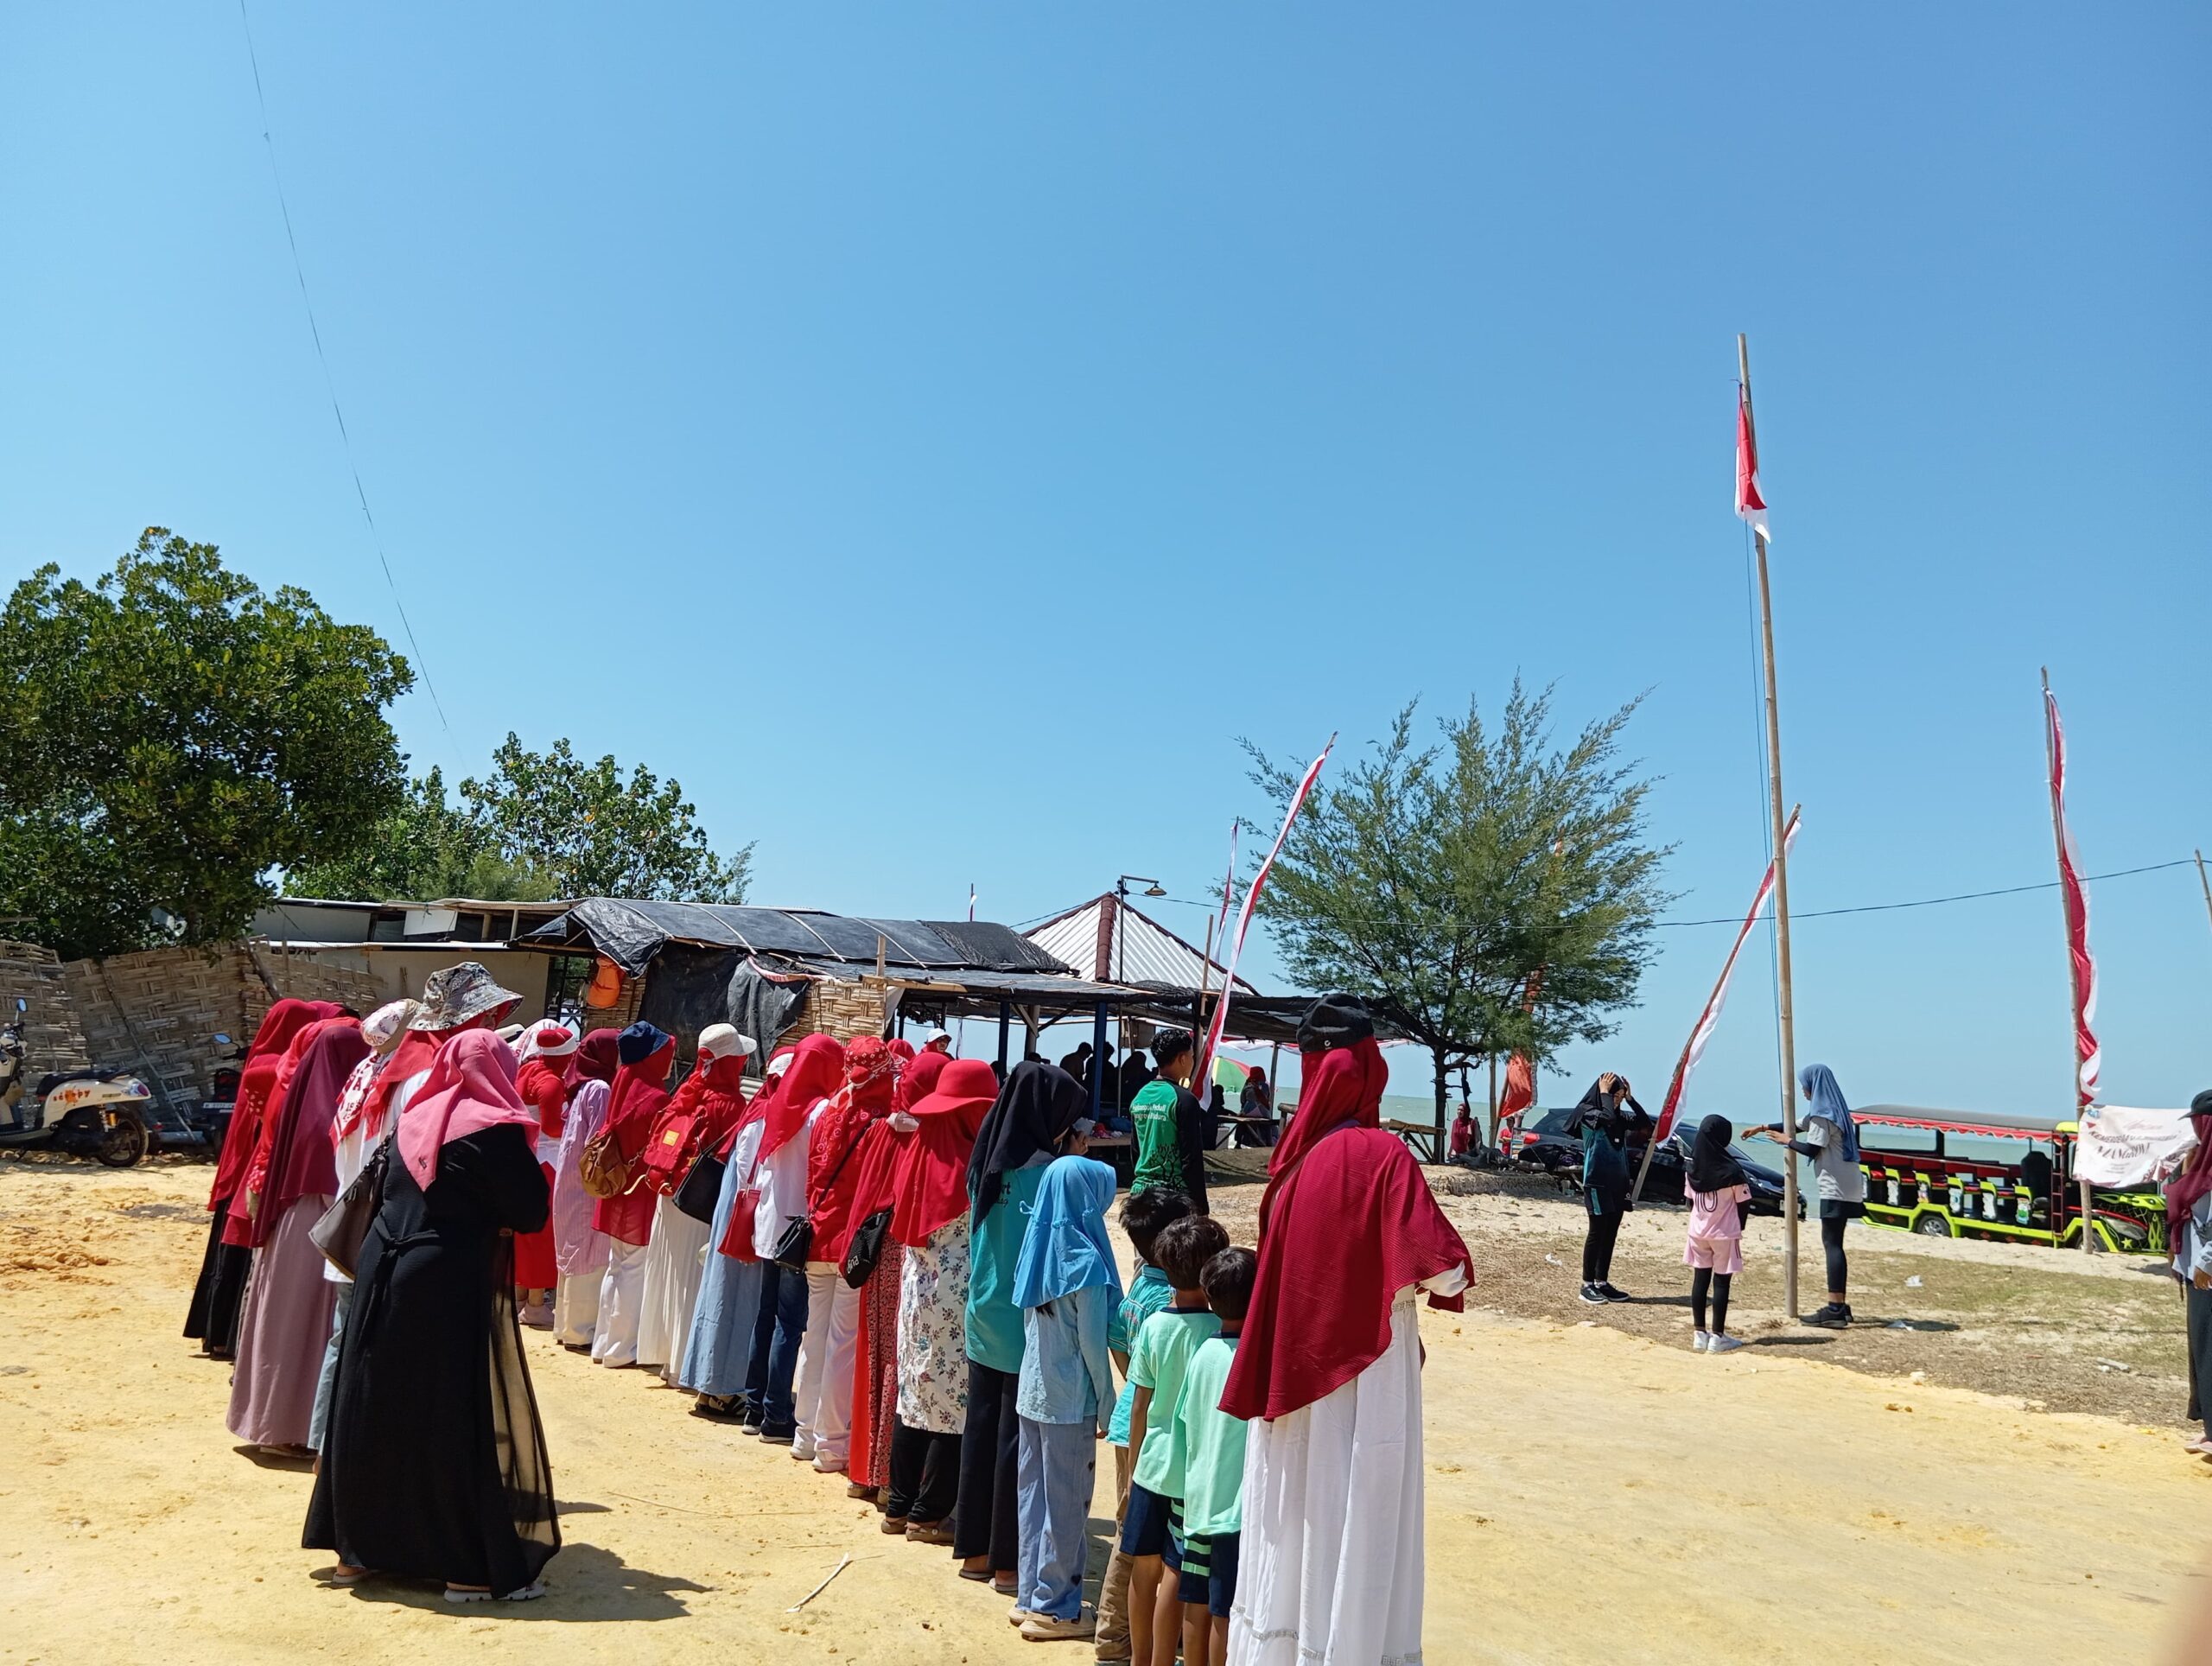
[1297,992,1374,1052]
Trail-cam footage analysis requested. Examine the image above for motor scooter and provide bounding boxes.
[0,995,154,1167]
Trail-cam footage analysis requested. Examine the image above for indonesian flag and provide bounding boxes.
[2044,684,2101,1108]
[1656,808,1803,1141]
[1735,379,1770,541]
[1196,735,1334,1086]
[1493,965,1546,1135]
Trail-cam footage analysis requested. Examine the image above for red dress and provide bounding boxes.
[511,1059,567,1290]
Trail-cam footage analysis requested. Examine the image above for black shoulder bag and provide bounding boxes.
[770,1122,869,1272]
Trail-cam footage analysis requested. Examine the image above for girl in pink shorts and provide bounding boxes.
[1682,1114,1752,1354]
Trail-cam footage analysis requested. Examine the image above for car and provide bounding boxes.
[1511,1108,1793,1216]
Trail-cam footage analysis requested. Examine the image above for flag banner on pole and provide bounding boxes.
[1494,966,1547,1134]
[1735,379,1770,541]
[1196,735,1335,1086]
[1656,808,1803,1141]
[2044,686,2101,1107]
[1210,823,1240,982]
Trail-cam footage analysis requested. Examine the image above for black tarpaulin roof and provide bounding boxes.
[514,898,1073,978]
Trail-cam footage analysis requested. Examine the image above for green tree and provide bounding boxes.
[460,734,752,901]
[0,529,413,957]
[1244,682,1670,1132]
[285,767,557,903]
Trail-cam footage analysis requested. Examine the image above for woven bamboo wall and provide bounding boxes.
[798,976,891,1044]
[59,944,381,1105]
[0,941,92,1079]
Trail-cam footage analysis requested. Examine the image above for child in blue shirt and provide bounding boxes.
[1121,1213,1230,1666]
[1010,1152,1122,1641]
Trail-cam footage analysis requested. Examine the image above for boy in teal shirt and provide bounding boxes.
[1098,1188,1195,1662]
[1118,1214,1229,1666]
[1164,1247,1257,1666]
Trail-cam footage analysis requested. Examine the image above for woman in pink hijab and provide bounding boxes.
[304,1029,558,1601]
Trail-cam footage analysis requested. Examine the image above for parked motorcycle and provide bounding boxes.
[0,996,154,1167]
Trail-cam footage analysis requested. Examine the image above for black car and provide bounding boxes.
[1512,1107,1792,1217]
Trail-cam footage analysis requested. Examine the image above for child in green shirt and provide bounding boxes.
[1118,1214,1229,1666]
[1164,1247,1257,1666]
[1097,1187,1195,1661]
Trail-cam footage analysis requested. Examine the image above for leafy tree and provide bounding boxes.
[285,767,557,903]
[0,530,412,957]
[1244,682,1669,1131]
[460,734,752,902]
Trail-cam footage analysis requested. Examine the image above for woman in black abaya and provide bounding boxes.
[305,1027,558,1600]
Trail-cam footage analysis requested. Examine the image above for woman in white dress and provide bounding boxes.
[1222,995,1471,1666]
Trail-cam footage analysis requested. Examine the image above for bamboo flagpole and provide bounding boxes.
[2195,849,2212,941]
[1193,735,1335,1092]
[1630,807,1802,1206]
[2040,671,2102,1255]
[1737,334,1803,1316]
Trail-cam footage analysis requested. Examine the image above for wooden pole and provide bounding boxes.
[1741,334,1802,1315]
[1487,1053,1499,1150]
[2041,668,2096,1256]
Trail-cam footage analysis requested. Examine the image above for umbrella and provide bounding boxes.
[1211,1056,1251,1093]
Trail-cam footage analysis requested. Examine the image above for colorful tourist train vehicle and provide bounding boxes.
[1853,1103,2166,1256]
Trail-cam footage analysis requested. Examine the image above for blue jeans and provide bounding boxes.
[309,1280,352,1452]
[745,1260,810,1435]
[1017,1417,1096,1621]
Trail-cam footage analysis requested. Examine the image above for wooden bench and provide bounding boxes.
[1385,1118,1443,1164]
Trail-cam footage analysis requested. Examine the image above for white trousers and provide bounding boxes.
[637,1193,711,1378]
[590,1239,651,1366]
[790,1262,862,1465]
[556,1270,601,1348]
[1228,1294,1427,1666]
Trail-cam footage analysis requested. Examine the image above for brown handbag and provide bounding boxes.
[309,1134,390,1280]
[578,1126,643,1200]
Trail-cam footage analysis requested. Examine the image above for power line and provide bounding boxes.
[236,1,448,731]
[1654,856,2196,928]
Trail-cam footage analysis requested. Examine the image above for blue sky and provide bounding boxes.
[3,6,2206,1118]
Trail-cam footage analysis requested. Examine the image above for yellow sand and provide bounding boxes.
[1,1160,2206,1663]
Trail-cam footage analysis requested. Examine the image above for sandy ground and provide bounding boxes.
[3,1154,2210,1664]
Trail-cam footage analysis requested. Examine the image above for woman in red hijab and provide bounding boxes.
[226,1014,368,1454]
[184,999,338,1359]
[1221,994,1471,1666]
[636,1026,754,1382]
[789,1035,897,1473]
[883,1055,998,1536]
[589,1022,676,1368]
[842,1043,910,1507]
[742,1033,847,1442]
[552,1029,620,1350]
[510,1023,578,1329]
[306,1028,557,1601]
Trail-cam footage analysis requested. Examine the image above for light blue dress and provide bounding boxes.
[677,1122,766,1397]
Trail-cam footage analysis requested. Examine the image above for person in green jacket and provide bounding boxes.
[1129,1030,1209,1216]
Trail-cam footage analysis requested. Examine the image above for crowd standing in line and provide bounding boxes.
[184,959,2210,1648]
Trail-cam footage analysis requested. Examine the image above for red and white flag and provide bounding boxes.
[1735,378,1770,541]
[1656,809,1802,1141]
[1196,735,1334,1084]
[2044,684,2101,1108]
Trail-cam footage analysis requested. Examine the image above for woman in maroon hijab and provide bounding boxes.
[1221,994,1471,1666]
[185,999,337,1358]
[226,1015,369,1455]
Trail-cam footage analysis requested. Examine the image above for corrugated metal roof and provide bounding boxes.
[1027,896,1257,995]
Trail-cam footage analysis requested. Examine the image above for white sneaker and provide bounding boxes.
[1707,1333,1747,1355]
[1691,1330,1710,1352]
